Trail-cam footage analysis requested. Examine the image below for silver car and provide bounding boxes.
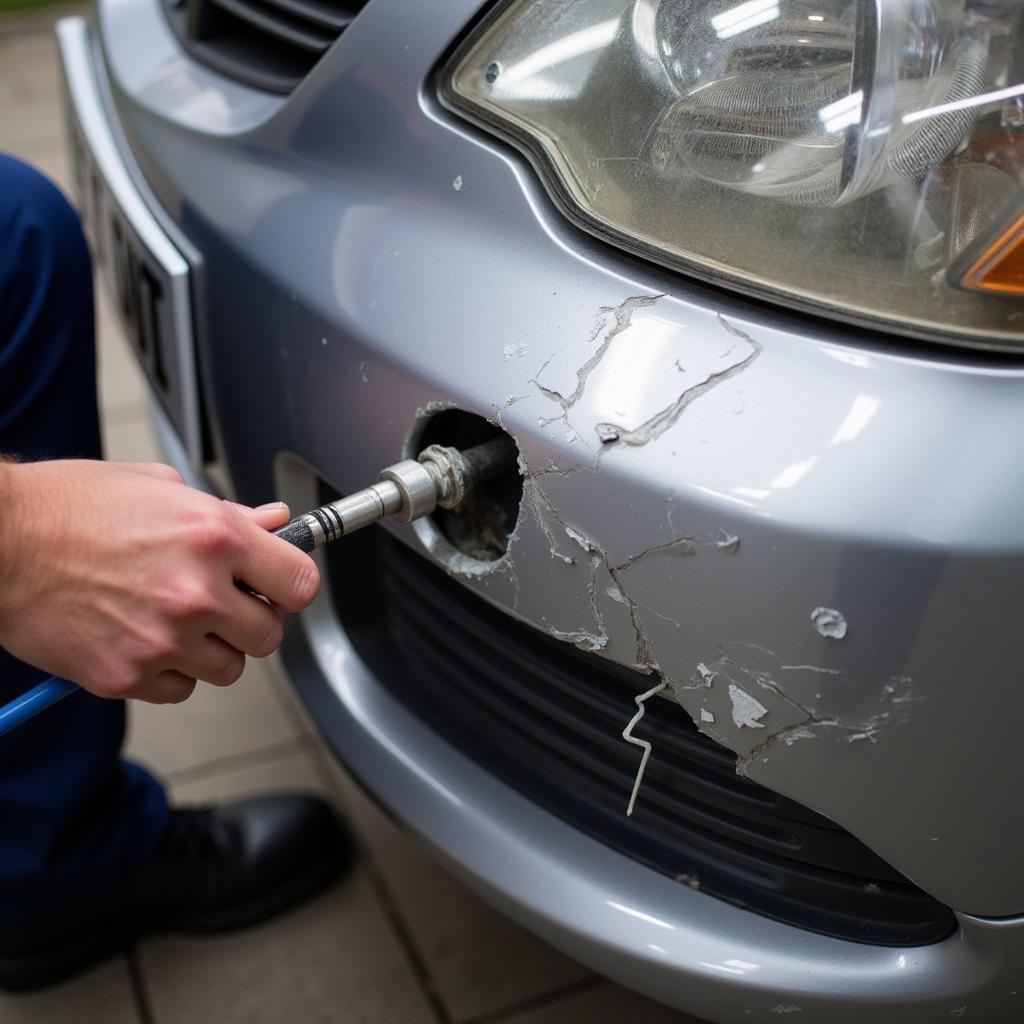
[57,0,1024,1020]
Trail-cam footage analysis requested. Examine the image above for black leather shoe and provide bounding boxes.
[0,794,351,991]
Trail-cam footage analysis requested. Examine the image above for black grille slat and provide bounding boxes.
[396,543,743,776]
[384,589,940,940]
[256,0,351,32]
[388,591,813,854]
[387,574,915,877]
[162,0,363,93]
[400,633,790,895]
[204,0,334,54]
[326,520,957,947]
[392,543,891,845]
[388,611,799,880]
[388,585,735,789]
[391,603,805,859]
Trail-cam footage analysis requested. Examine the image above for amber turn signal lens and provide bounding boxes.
[959,207,1024,295]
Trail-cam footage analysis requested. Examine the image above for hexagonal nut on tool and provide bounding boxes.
[417,444,469,510]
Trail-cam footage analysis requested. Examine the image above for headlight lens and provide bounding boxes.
[444,0,1024,350]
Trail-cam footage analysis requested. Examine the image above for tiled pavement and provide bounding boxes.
[0,11,709,1023]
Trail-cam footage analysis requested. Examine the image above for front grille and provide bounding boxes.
[327,520,956,947]
[162,0,364,93]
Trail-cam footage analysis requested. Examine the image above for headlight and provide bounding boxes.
[442,0,1024,350]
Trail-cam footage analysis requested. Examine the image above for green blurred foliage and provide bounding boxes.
[0,0,79,12]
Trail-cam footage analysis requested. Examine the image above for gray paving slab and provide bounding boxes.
[139,749,436,1024]
[0,959,140,1024]
[0,3,86,35]
[141,882,437,1024]
[318,751,594,1023]
[498,980,707,1024]
[97,289,150,419]
[102,412,163,464]
[126,655,307,780]
[0,29,72,193]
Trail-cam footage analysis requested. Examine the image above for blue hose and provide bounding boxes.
[0,677,79,737]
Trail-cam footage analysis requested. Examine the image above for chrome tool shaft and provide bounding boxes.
[273,435,516,553]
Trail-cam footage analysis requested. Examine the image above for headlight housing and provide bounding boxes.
[442,0,1024,350]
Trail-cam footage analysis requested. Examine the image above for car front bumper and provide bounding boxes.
[59,0,1024,1019]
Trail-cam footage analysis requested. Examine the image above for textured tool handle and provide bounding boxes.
[272,504,347,553]
[273,516,318,552]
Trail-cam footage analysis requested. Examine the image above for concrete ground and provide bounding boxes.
[0,10,712,1022]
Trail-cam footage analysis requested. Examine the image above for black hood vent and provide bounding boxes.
[163,0,365,93]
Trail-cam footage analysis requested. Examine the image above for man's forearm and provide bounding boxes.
[0,458,19,623]
[0,458,36,634]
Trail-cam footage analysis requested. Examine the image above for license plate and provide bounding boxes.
[58,18,205,469]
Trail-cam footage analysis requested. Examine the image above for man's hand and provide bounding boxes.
[0,459,319,704]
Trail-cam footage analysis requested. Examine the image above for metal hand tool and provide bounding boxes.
[0,436,516,737]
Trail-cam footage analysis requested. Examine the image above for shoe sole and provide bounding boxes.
[0,846,349,992]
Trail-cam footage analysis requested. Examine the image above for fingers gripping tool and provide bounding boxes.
[0,438,515,736]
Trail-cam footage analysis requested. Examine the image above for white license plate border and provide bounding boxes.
[57,16,205,472]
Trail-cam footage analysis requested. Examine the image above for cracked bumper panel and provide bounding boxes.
[276,443,1024,1023]
[321,523,957,949]
[94,0,1024,1003]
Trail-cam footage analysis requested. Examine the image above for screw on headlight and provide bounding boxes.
[485,61,502,85]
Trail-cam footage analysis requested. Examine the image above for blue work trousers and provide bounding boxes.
[0,154,168,921]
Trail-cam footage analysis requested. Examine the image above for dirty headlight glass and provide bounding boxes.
[443,0,1024,350]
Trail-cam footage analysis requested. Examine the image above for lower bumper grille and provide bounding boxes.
[326,520,956,947]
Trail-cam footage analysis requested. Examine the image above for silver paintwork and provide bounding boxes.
[146,392,215,493]
[65,0,1024,1017]
[94,0,282,133]
[280,441,1024,1024]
